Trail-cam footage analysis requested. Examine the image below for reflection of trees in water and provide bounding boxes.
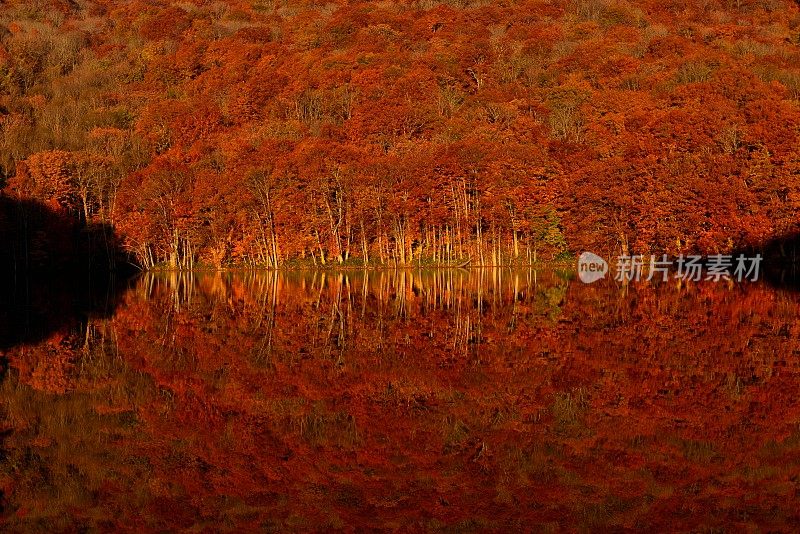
[0,277,127,353]
[3,270,800,531]
[135,268,571,363]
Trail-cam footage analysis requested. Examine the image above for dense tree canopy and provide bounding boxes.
[1,0,799,268]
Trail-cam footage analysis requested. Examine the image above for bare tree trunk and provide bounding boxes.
[360,219,369,265]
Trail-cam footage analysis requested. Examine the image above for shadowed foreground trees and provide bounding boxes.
[736,231,800,290]
[0,194,132,350]
[0,195,123,276]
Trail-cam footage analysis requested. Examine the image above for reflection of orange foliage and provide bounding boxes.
[19,343,75,395]
[2,271,800,530]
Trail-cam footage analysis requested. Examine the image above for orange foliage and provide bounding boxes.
[0,0,798,267]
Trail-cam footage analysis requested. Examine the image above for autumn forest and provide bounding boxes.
[1,0,799,269]
[3,0,800,531]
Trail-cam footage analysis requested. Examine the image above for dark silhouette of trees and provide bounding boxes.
[0,194,132,350]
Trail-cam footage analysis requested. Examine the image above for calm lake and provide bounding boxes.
[1,269,799,530]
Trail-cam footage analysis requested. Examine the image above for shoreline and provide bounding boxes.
[135,261,578,274]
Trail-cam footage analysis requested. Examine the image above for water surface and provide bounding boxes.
[2,269,799,530]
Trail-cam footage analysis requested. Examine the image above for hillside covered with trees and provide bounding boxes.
[1,0,799,268]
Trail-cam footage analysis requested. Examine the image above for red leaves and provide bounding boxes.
[1,0,799,266]
[12,151,77,212]
[138,6,192,41]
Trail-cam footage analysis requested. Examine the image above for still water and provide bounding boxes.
[1,269,799,530]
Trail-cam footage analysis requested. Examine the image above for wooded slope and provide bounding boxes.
[1,0,799,268]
